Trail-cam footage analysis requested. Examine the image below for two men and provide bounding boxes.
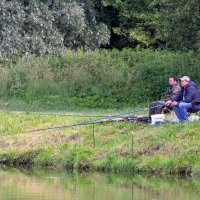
[149,76,181,116]
[166,76,200,122]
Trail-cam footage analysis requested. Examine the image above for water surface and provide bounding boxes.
[0,168,199,200]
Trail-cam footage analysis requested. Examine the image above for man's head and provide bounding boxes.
[169,76,179,86]
[180,76,190,87]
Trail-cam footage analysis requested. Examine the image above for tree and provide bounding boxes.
[0,0,110,59]
[102,0,200,51]
[155,0,200,51]
[102,0,157,48]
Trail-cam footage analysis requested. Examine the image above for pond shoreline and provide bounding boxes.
[0,111,200,178]
[0,163,193,179]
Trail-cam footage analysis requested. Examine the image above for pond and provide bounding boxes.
[0,168,199,200]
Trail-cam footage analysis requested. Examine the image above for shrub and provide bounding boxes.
[0,49,199,108]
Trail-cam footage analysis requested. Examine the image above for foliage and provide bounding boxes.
[102,0,200,51]
[0,0,110,59]
[0,49,199,108]
[0,0,200,56]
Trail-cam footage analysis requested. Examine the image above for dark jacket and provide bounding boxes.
[172,81,200,111]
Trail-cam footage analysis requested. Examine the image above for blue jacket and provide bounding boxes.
[172,81,200,111]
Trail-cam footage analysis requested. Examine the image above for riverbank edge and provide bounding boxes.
[0,145,198,178]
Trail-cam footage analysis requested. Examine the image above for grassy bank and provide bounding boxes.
[0,110,200,177]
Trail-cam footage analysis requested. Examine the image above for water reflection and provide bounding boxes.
[0,168,200,200]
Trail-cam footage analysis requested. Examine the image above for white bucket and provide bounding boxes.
[151,114,165,125]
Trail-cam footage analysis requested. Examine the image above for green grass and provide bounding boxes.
[0,108,200,177]
[0,98,143,114]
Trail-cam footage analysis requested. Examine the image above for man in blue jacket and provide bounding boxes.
[166,76,200,122]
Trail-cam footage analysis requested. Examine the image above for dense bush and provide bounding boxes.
[0,0,110,59]
[0,49,199,108]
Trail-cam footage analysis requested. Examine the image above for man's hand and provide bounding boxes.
[171,101,178,106]
[165,100,172,106]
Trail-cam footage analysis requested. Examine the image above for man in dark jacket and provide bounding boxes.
[149,76,180,116]
[166,76,200,122]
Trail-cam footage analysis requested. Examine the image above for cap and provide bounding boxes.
[180,76,190,82]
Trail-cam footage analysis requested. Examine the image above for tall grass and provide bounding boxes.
[0,49,199,108]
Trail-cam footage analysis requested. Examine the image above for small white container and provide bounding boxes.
[151,114,165,125]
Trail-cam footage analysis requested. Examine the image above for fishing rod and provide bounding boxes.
[0,105,163,137]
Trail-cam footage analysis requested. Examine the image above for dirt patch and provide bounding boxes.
[67,134,78,142]
[0,131,77,150]
[139,143,162,156]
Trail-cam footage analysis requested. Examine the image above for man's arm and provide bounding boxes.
[171,90,182,102]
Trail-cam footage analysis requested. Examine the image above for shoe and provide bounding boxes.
[169,119,179,123]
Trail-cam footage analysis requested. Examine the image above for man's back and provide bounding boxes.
[164,84,181,101]
[172,81,200,111]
